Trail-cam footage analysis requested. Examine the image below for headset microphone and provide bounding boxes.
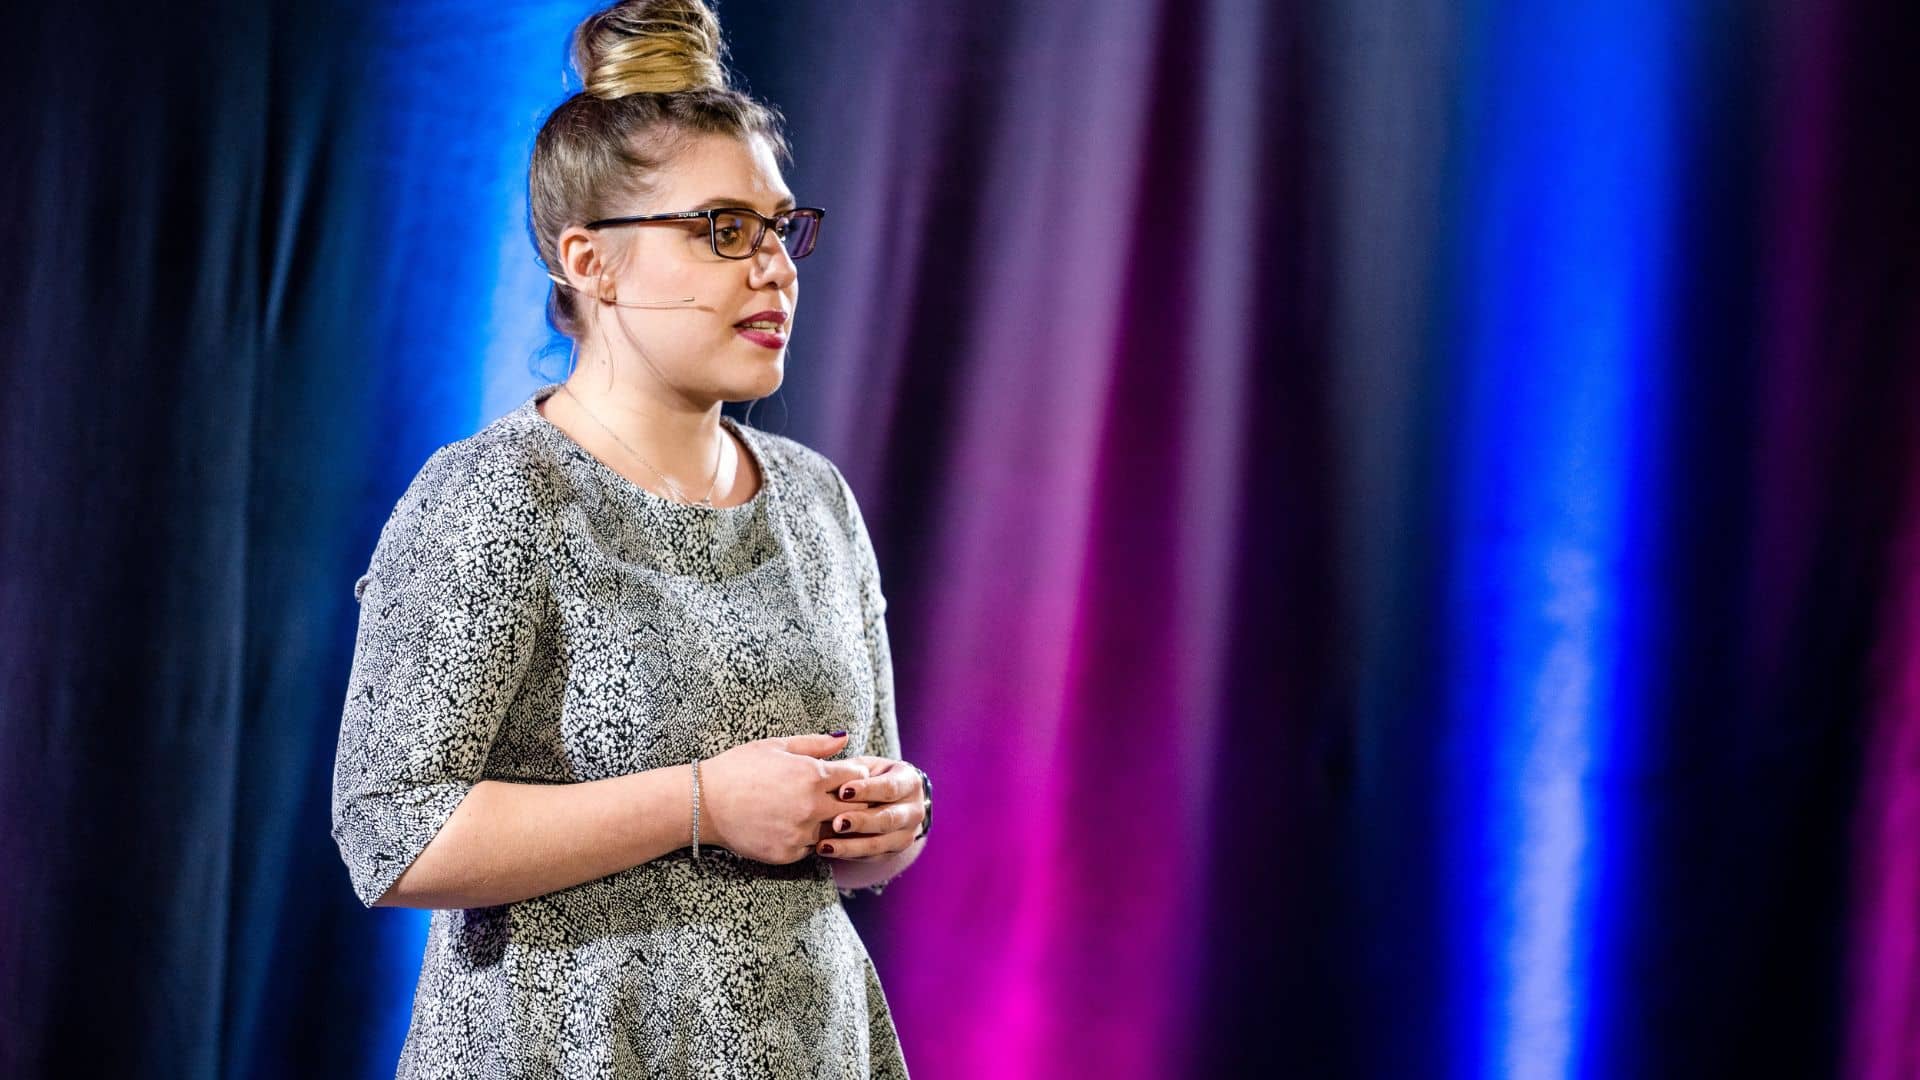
[546,272,695,307]
[611,296,697,307]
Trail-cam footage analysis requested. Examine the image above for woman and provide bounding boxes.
[328,2,928,1075]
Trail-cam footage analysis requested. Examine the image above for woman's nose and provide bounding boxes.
[750,235,799,287]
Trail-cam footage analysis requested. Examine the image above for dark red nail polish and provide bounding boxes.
[835,818,851,833]
[840,787,855,800]
[818,843,835,855]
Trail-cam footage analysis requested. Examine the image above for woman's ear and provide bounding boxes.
[555,225,608,301]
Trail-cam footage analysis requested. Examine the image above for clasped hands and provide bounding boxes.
[812,754,926,862]
[697,732,925,865]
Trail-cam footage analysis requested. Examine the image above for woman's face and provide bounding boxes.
[571,131,800,406]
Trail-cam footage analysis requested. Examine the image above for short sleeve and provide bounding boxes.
[330,444,548,908]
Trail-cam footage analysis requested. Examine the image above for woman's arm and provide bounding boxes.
[375,733,873,909]
[375,764,694,909]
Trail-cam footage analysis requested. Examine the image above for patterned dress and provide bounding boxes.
[330,382,911,1078]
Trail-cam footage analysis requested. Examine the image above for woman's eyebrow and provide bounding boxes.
[693,195,798,213]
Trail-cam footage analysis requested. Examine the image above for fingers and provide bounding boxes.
[818,761,871,793]
[782,731,851,758]
[822,800,922,841]
[816,820,918,860]
[780,734,873,789]
[832,762,919,805]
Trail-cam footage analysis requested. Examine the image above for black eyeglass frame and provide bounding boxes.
[584,206,826,260]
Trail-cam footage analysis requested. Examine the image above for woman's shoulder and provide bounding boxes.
[354,418,557,603]
[381,410,563,541]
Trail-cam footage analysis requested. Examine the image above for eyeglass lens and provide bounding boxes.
[711,209,820,259]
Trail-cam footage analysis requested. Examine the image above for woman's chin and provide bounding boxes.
[722,364,784,402]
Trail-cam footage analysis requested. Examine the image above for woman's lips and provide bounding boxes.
[734,327,787,349]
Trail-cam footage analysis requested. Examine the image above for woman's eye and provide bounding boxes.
[716,227,741,244]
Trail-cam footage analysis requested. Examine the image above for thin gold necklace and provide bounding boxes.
[558,383,724,508]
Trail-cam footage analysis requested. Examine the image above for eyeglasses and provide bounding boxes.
[584,206,826,260]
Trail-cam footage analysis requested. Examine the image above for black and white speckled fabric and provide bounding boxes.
[330,381,910,1079]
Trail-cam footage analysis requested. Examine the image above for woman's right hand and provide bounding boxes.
[697,732,872,864]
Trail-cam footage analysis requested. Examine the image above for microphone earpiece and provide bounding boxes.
[615,296,698,307]
[545,272,695,307]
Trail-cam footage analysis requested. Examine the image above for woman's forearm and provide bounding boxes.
[829,833,927,892]
[377,764,695,909]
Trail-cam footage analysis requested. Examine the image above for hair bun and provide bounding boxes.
[571,0,728,100]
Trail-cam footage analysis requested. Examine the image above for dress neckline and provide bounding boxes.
[521,382,772,516]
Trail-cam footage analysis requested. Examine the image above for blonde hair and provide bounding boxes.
[528,0,792,340]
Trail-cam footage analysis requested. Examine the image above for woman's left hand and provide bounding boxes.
[814,756,925,861]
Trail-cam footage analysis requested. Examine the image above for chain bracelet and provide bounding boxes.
[691,757,703,864]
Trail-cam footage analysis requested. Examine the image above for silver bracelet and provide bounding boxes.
[690,757,702,863]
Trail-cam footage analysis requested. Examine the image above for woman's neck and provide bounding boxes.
[545,377,741,502]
